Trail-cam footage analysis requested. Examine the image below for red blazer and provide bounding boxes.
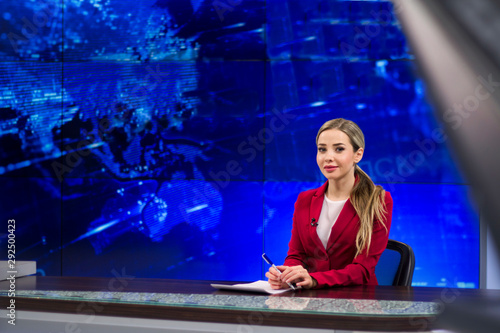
[284,181,393,288]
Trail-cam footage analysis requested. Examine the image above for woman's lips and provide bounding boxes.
[324,166,338,172]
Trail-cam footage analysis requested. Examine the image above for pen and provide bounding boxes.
[262,253,296,290]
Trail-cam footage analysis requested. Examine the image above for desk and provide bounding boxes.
[1,276,497,332]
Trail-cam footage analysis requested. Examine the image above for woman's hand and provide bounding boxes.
[280,265,317,289]
[265,265,317,289]
[265,266,290,289]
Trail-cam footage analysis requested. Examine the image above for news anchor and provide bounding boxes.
[266,118,393,289]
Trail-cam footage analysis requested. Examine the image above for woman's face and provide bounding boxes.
[316,129,363,182]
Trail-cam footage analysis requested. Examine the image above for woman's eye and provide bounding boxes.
[318,147,326,152]
[336,147,344,152]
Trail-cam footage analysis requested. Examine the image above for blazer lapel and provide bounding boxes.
[326,198,357,253]
[309,182,328,252]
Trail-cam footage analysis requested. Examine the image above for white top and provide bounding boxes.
[316,195,348,249]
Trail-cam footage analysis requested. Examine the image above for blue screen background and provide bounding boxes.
[0,0,479,288]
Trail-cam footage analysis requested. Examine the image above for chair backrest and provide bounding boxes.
[375,239,415,286]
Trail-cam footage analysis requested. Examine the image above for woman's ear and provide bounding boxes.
[354,148,364,163]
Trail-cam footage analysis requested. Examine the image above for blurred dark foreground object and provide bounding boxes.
[393,0,500,332]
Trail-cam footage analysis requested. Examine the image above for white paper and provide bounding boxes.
[210,280,293,294]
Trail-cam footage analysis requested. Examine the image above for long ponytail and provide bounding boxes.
[351,165,388,256]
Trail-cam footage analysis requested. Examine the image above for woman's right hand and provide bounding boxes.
[265,265,290,289]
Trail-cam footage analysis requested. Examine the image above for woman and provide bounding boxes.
[266,118,393,289]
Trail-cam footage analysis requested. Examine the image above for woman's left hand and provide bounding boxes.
[280,265,317,289]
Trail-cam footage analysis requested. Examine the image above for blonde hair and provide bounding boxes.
[316,118,388,257]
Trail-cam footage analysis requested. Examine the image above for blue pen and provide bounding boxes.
[262,253,296,290]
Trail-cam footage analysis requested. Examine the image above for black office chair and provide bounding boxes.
[375,239,415,286]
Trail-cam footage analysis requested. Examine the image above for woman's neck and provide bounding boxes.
[326,172,355,201]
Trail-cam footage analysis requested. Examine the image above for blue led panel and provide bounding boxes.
[264,68,463,185]
[61,179,263,280]
[0,62,64,178]
[58,61,266,183]
[389,183,480,288]
[0,177,62,276]
[0,1,62,61]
